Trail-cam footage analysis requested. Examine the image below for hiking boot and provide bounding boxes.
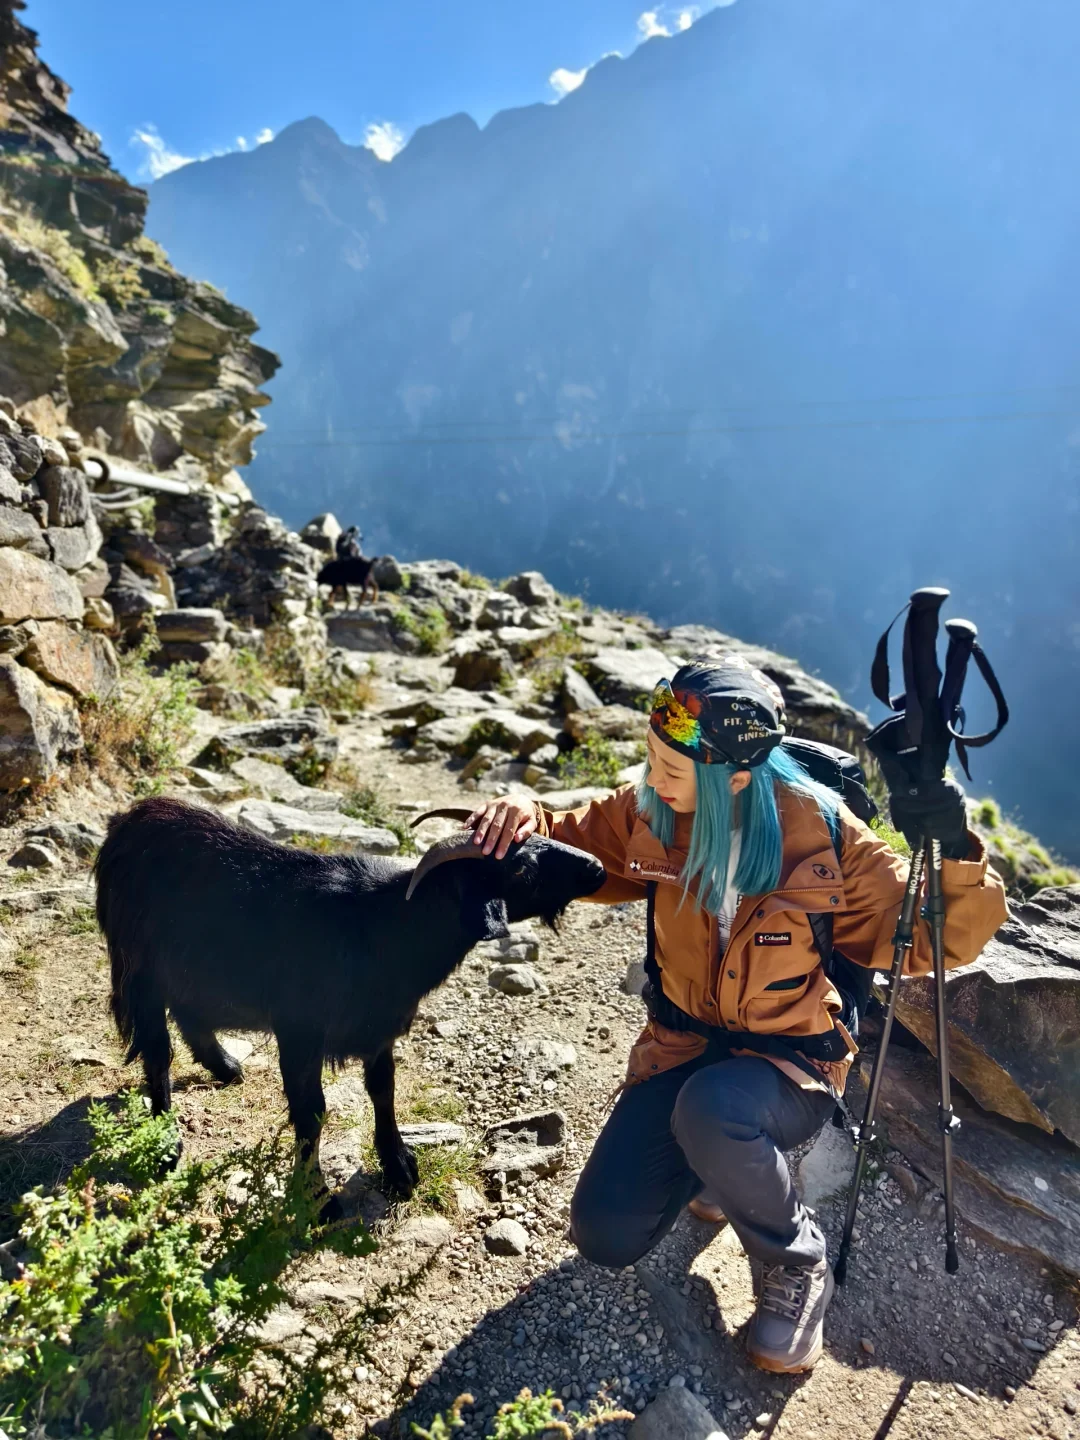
[688,1195,729,1226]
[746,1256,834,1373]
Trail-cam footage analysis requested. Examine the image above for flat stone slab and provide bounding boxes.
[515,1036,577,1074]
[482,1109,566,1183]
[398,1122,467,1147]
[234,799,398,853]
[229,755,342,812]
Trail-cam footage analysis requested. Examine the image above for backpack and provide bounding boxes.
[641,735,880,1067]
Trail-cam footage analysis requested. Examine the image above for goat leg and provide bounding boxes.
[171,1005,243,1086]
[126,971,183,1170]
[364,1045,419,1198]
[276,1025,336,1208]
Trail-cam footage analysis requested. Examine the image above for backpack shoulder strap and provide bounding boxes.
[810,808,842,968]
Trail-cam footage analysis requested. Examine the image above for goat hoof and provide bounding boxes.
[214,1058,244,1086]
[318,1190,346,1225]
[380,1144,419,1199]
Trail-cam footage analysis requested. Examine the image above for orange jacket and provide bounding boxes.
[534,785,1008,1091]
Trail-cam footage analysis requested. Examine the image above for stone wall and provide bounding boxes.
[0,402,118,787]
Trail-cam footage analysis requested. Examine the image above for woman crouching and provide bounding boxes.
[468,658,1006,1374]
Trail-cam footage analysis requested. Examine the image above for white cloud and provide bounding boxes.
[549,65,588,98]
[637,1,733,42]
[130,125,193,180]
[363,121,406,162]
[637,10,670,39]
[132,123,275,180]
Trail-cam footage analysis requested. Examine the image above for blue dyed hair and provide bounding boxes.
[635,745,840,914]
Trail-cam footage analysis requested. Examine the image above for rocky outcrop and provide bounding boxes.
[0,2,277,490]
[860,1047,1080,1279]
[895,885,1080,1145]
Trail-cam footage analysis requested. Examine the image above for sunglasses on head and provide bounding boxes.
[649,677,736,765]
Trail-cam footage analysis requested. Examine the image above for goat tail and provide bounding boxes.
[95,806,149,1061]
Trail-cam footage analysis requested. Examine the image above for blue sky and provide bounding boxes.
[23,1,724,181]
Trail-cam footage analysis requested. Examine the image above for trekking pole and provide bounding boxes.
[833,842,925,1285]
[925,837,960,1273]
[836,588,1007,1282]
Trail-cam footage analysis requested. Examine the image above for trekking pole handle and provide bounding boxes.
[903,587,950,780]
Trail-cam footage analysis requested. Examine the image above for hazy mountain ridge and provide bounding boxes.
[147,0,1080,853]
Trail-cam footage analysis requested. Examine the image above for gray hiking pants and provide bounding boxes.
[571,1052,834,1270]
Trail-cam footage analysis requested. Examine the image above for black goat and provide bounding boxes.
[317,554,379,609]
[94,799,604,1212]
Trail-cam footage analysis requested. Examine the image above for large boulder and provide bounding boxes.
[579,646,679,708]
[325,605,400,653]
[895,886,1080,1145]
[866,1047,1080,1279]
[504,571,557,608]
[0,549,84,623]
[155,608,228,644]
[234,799,398,854]
[565,704,647,743]
[22,622,119,700]
[299,513,341,554]
[0,655,82,788]
[476,590,526,631]
[450,635,517,691]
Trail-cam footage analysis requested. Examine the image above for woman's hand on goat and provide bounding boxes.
[468,798,538,859]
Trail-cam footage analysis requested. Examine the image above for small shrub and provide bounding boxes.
[0,1090,377,1438]
[128,234,172,269]
[394,603,450,655]
[457,569,491,591]
[80,630,198,792]
[145,301,173,322]
[94,255,149,309]
[415,1389,632,1440]
[524,626,586,702]
[869,816,911,858]
[65,904,99,936]
[406,1085,465,1124]
[556,732,623,789]
[340,783,418,855]
[0,210,99,298]
[288,832,349,854]
[305,654,376,714]
[973,797,1001,830]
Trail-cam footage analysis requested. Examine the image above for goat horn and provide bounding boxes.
[409,807,476,829]
[405,830,486,901]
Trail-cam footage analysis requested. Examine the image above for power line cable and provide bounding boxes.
[256,406,1078,449]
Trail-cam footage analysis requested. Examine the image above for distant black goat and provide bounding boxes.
[317,554,379,609]
[95,799,604,1213]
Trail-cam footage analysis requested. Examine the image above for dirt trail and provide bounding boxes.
[2,682,1078,1440]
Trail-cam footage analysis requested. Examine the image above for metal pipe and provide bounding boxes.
[83,452,192,496]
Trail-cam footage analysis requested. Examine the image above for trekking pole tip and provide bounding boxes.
[945,1240,960,1275]
[833,1249,849,1287]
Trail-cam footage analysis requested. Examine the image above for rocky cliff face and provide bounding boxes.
[0,0,277,493]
